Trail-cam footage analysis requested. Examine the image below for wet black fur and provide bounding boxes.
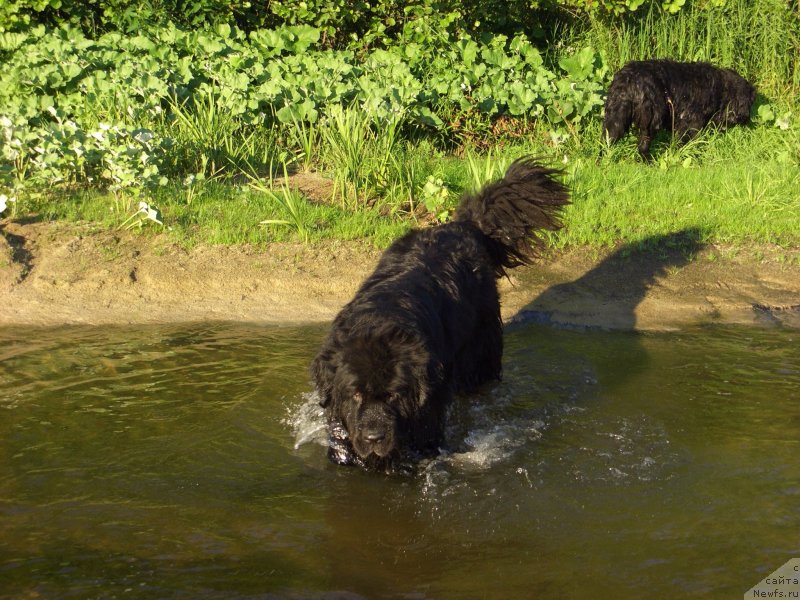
[310,158,569,471]
[603,59,755,161]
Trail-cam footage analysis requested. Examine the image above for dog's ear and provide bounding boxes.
[310,350,337,408]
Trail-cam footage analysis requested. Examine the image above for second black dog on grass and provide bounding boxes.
[311,158,569,471]
[603,59,755,161]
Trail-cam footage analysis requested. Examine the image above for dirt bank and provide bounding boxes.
[1,219,799,330]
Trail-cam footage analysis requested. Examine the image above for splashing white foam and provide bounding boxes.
[450,420,545,469]
[285,386,548,473]
[285,391,328,449]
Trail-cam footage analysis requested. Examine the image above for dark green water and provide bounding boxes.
[0,322,798,599]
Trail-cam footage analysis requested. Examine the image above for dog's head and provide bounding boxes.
[333,387,402,463]
[312,332,441,468]
[723,71,756,125]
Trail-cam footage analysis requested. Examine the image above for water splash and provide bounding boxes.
[286,382,554,473]
[285,391,328,450]
[448,420,546,469]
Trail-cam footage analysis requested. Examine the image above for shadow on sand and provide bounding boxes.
[512,228,706,330]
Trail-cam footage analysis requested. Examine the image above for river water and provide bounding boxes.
[1,322,798,598]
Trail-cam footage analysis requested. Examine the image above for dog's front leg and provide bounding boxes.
[327,418,361,466]
[637,134,654,162]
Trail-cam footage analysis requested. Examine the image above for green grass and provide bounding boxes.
[162,88,283,178]
[559,156,800,249]
[570,0,800,98]
[443,119,800,250]
[11,0,799,253]
[34,181,411,248]
[550,115,800,249]
[31,115,798,254]
[316,104,408,210]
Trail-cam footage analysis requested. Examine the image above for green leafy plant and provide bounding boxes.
[0,192,14,216]
[117,200,164,230]
[282,112,321,173]
[0,3,797,235]
[318,105,373,208]
[167,86,252,177]
[318,103,406,208]
[246,162,314,242]
[756,104,794,131]
[420,175,451,222]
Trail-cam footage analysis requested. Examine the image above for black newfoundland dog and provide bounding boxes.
[311,158,569,471]
[603,59,755,160]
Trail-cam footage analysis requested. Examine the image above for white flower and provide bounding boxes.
[0,194,7,214]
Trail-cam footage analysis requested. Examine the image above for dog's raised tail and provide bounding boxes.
[454,157,569,275]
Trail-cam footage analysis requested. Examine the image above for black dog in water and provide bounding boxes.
[603,59,755,161]
[311,158,569,471]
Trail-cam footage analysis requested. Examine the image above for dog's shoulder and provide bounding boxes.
[609,59,671,95]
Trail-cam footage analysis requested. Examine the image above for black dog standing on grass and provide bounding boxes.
[311,158,569,471]
[603,59,755,161]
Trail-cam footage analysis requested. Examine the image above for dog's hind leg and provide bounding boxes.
[674,117,704,145]
[453,310,503,392]
[677,127,700,145]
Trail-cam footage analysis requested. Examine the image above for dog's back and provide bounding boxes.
[603,59,755,160]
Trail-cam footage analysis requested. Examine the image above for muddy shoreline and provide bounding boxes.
[2,220,799,330]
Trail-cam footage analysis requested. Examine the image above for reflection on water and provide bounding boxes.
[0,322,798,598]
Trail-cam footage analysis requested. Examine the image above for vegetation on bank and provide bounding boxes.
[0,0,750,39]
[0,0,798,253]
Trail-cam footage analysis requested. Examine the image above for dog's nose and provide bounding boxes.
[363,429,385,443]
